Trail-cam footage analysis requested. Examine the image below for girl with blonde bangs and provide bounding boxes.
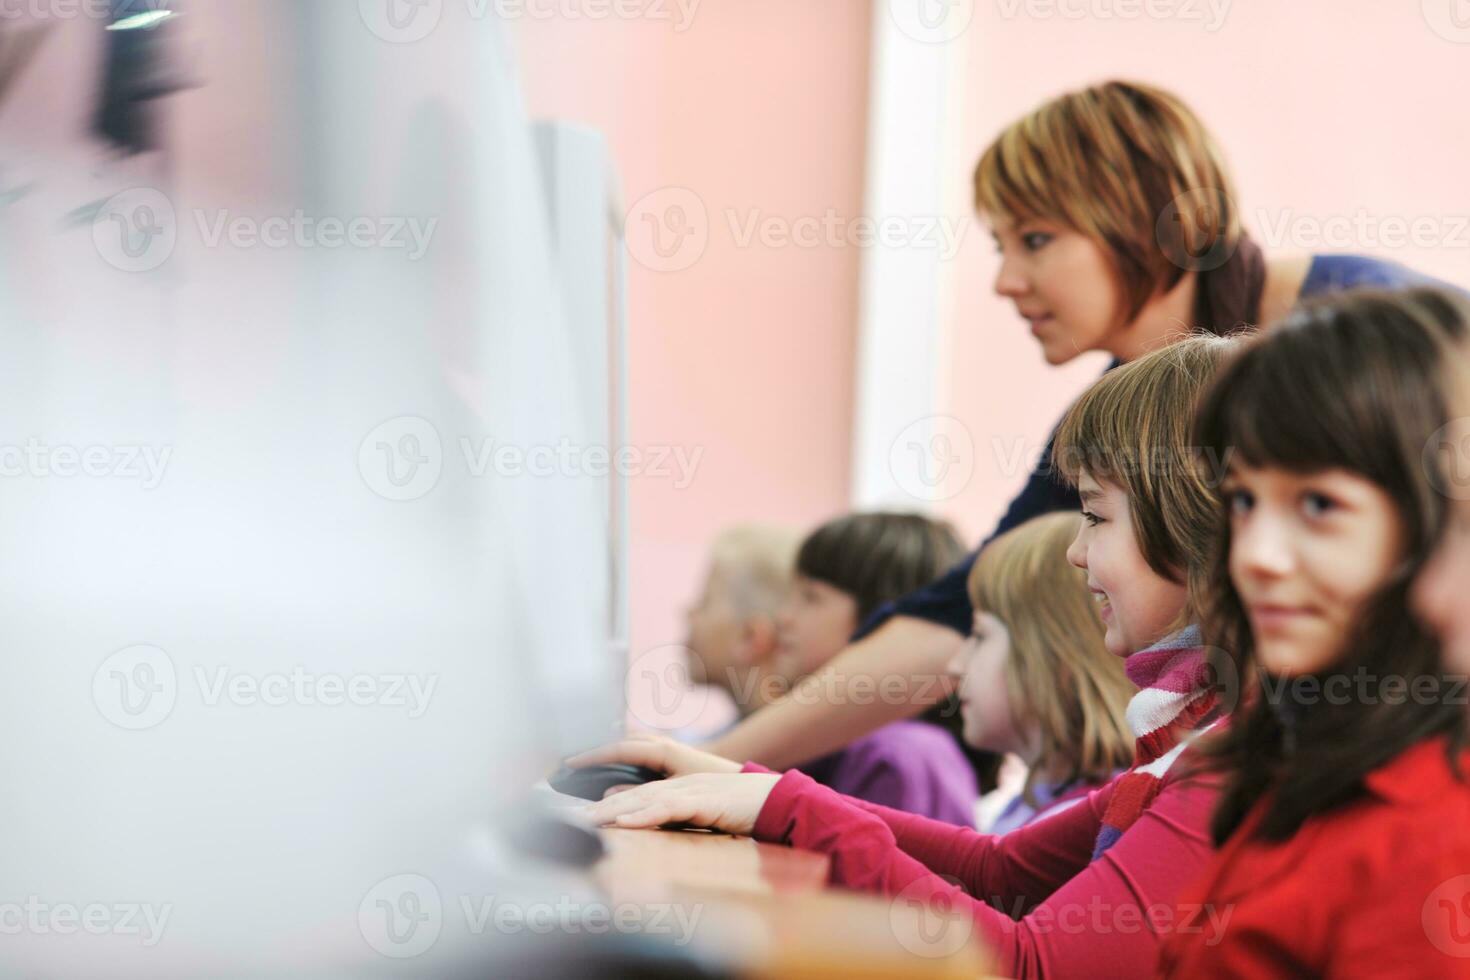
[698,79,1458,783]
[956,513,1134,833]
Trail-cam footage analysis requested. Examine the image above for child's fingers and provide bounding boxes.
[584,783,661,824]
[614,803,675,829]
[565,739,667,771]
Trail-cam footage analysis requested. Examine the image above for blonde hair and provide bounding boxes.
[709,525,801,616]
[968,513,1134,802]
[1053,335,1237,626]
[974,80,1242,329]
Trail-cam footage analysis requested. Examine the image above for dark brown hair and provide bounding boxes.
[797,513,965,623]
[798,513,1000,788]
[1195,287,1470,844]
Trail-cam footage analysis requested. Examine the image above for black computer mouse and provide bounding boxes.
[548,763,666,801]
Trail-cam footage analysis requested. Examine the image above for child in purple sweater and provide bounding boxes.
[769,513,991,826]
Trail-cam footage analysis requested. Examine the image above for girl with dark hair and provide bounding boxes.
[1158,288,1470,977]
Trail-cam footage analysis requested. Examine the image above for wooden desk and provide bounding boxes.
[591,827,993,979]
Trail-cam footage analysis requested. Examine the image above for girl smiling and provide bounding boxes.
[578,336,1237,977]
[1158,289,1470,977]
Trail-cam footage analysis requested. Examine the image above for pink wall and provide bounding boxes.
[938,0,1470,543]
[513,2,874,710]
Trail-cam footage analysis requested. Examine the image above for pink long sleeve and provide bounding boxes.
[747,764,1219,978]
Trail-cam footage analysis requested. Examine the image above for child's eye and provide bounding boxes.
[1226,489,1254,516]
[1302,492,1337,518]
[1021,231,1052,252]
[1081,510,1103,527]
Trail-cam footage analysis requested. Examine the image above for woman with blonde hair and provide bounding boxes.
[955,512,1134,832]
[704,79,1459,774]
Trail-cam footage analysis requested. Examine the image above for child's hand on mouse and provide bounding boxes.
[584,772,782,836]
[566,732,742,780]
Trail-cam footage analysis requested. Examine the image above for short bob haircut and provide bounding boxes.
[1052,334,1240,628]
[974,80,1242,331]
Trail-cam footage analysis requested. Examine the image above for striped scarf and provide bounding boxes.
[1091,626,1220,861]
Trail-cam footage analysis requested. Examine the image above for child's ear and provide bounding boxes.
[735,614,779,665]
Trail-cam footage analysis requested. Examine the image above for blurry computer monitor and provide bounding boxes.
[0,2,628,974]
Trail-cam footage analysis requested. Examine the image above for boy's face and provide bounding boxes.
[683,563,747,694]
[1067,472,1189,656]
[772,575,860,683]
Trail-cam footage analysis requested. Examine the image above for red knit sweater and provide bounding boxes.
[745,759,1220,977]
[1156,736,1470,978]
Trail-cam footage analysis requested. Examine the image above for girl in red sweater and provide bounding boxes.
[579,336,1239,977]
[1157,288,1470,978]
